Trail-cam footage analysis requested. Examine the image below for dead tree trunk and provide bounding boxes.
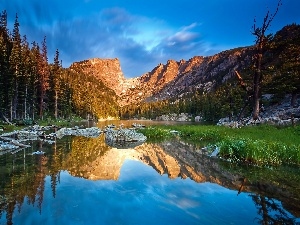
[251,0,281,120]
[252,41,264,120]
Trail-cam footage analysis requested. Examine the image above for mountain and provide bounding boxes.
[70,58,141,106]
[70,47,254,106]
[70,58,126,96]
[121,47,254,104]
[69,24,299,111]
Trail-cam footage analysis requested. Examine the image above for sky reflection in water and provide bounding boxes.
[7,160,260,225]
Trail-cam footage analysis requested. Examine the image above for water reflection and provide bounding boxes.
[0,134,299,224]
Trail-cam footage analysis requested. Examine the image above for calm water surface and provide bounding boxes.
[0,122,299,225]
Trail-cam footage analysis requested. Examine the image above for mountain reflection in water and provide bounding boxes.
[0,133,299,225]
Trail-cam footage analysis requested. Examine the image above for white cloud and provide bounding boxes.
[168,23,199,43]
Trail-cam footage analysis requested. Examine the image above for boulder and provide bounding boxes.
[156,113,191,121]
[195,116,202,122]
[55,127,102,139]
[105,128,147,146]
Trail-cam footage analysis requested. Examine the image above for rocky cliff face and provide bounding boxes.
[142,47,254,102]
[70,47,254,106]
[70,58,127,96]
[119,47,254,105]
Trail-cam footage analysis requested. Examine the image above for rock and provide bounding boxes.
[0,141,19,151]
[31,151,45,155]
[105,128,147,148]
[132,123,145,128]
[217,95,300,127]
[170,130,179,134]
[210,146,220,157]
[0,125,102,153]
[70,58,126,96]
[195,116,202,122]
[55,127,102,139]
[156,113,191,121]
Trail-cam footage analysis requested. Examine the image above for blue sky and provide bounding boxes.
[2,0,300,78]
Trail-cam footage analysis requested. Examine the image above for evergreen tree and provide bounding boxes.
[59,69,73,119]
[29,41,41,120]
[0,10,12,116]
[20,35,31,119]
[9,14,22,120]
[270,24,300,107]
[37,36,49,119]
[49,49,61,119]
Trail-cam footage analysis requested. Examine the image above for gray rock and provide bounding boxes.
[195,116,202,122]
[55,127,102,139]
[105,128,147,144]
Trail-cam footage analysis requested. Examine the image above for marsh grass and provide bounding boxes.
[139,124,300,166]
[216,138,300,166]
[138,126,173,142]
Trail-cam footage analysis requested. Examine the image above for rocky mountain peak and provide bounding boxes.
[70,58,126,96]
[70,47,254,106]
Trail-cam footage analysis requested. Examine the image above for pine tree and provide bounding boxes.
[49,49,61,119]
[27,41,40,120]
[21,35,32,119]
[271,24,300,107]
[9,14,22,120]
[37,36,49,119]
[0,10,12,116]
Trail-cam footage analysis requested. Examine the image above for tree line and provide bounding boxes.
[120,22,300,121]
[0,11,119,123]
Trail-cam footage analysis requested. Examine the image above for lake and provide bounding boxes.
[0,121,299,225]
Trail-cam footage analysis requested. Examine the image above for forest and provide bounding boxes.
[0,9,299,123]
[0,10,119,124]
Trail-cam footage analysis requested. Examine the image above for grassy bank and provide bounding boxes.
[138,124,300,166]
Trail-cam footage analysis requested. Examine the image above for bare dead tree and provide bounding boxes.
[251,0,282,120]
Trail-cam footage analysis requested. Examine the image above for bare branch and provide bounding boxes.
[234,70,248,92]
[252,0,282,39]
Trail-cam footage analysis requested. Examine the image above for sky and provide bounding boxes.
[1,0,300,78]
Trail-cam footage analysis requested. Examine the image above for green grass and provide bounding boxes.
[139,124,300,166]
[138,126,173,142]
[216,137,300,166]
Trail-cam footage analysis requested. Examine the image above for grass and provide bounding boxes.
[138,124,300,166]
[138,126,173,142]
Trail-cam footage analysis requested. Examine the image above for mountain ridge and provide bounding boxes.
[68,24,299,112]
[70,46,254,106]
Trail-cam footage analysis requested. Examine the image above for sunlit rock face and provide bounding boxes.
[120,47,253,105]
[70,47,254,106]
[70,58,126,96]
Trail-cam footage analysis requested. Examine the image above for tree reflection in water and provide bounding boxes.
[251,195,297,225]
[0,135,299,224]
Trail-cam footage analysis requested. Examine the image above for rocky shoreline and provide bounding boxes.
[218,96,300,127]
[0,124,148,153]
[154,96,300,127]
[0,125,102,154]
